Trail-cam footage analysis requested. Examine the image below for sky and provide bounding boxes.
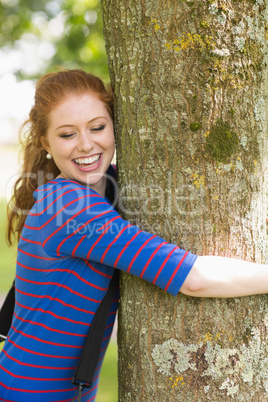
[0,48,36,198]
[0,13,62,146]
[0,74,35,145]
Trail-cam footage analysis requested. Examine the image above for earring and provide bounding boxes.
[46,153,52,160]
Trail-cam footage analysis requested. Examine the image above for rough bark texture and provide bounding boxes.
[101,0,268,400]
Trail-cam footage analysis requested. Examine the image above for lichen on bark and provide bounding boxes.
[152,314,268,399]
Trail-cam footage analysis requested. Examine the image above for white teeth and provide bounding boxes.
[74,155,100,165]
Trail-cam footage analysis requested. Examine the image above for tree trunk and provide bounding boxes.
[101,0,268,400]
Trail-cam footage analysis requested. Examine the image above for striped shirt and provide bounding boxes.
[0,170,197,402]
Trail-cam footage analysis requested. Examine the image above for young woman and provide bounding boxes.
[0,69,267,402]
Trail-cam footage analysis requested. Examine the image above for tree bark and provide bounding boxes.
[101,0,268,400]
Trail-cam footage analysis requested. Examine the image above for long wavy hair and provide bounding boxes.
[7,69,114,245]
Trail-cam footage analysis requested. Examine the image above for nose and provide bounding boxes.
[77,131,93,153]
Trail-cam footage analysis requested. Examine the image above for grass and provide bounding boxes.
[96,342,118,402]
[0,199,118,401]
[0,199,16,293]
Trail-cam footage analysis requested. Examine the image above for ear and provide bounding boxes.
[40,136,51,154]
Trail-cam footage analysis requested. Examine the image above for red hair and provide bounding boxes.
[7,69,114,244]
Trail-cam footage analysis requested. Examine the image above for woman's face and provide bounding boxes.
[42,93,115,195]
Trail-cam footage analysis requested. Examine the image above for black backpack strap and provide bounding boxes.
[0,280,15,343]
[71,269,119,401]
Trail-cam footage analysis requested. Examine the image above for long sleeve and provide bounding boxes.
[31,178,197,296]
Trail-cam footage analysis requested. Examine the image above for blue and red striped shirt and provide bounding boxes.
[0,169,197,401]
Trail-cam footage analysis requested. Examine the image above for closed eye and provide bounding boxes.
[59,133,75,138]
[91,125,106,132]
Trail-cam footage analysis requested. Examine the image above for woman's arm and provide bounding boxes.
[39,181,268,299]
[39,182,196,296]
[180,256,268,298]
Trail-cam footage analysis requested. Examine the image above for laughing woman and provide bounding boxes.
[0,69,267,402]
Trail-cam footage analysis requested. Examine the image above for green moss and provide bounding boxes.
[244,40,264,72]
[229,108,236,115]
[200,21,209,29]
[242,328,252,346]
[190,122,202,131]
[205,119,239,163]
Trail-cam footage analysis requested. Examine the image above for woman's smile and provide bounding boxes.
[41,93,115,196]
[72,153,102,171]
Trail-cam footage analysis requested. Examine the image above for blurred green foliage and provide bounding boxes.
[0,0,109,80]
[96,342,118,402]
[0,199,16,293]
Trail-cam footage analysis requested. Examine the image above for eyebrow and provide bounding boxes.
[55,116,108,131]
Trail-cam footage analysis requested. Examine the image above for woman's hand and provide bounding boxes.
[180,256,268,298]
